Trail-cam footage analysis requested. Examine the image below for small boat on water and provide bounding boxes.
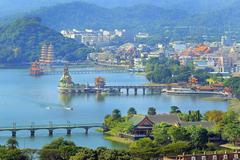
[162,87,226,96]
[64,107,73,111]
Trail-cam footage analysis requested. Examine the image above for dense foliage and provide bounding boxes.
[0,17,90,64]
[224,77,240,99]
[17,0,240,41]
[145,57,210,84]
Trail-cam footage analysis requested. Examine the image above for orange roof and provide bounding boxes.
[193,44,211,55]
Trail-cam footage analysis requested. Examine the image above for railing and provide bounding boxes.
[0,123,104,131]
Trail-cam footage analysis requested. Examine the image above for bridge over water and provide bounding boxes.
[0,122,105,137]
[59,84,177,95]
[43,69,128,75]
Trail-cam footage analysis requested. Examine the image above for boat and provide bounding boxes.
[64,107,73,111]
[162,87,225,95]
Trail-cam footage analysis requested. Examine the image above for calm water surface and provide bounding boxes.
[0,69,228,149]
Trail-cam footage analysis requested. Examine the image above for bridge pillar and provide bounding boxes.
[49,130,53,136]
[67,129,71,135]
[12,131,16,137]
[134,88,138,95]
[126,88,129,95]
[85,128,89,134]
[143,88,146,95]
[30,130,35,137]
[151,88,154,94]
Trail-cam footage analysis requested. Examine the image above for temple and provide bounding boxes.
[39,43,54,65]
[59,67,75,88]
[29,61,43,76]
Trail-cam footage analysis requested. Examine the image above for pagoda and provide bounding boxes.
[39,43,54,65]
[59,67,74,87]
[46,43,54,64]
[30,61,44,76]
[39,43,48,64]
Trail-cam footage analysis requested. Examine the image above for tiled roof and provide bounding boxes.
[180,121,215,129]
[129,115,145,126]
[148,114,181,125]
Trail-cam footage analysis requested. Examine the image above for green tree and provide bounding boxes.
[161,141,190,155]
[152,123,171,145]
[6,138,18,149]
[127,107,137,116]
[187,126,208,149]
[112,109,121,120]
[0,147,29,160]
[70,148,97,160]
[222,122,240,145]
[204,110,224,123]
[170,106,181,114]
[168,126,189,142]
[148,107,157,115]
[130,138,159,160]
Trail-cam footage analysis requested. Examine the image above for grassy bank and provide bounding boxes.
[104,134,132,145]
[228,99,240,112]
[201,97,230,102]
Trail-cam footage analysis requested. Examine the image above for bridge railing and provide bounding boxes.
[0,123,104,130]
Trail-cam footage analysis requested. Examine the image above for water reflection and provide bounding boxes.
[59,94,72,106]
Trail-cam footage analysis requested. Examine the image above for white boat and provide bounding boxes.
[163,88,225,95]
[64,107,73,111]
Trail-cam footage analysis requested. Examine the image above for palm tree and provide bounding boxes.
[6,138,18,149]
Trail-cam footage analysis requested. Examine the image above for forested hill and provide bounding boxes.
[32,1,189,32]
[0,17,89,64]
[31,1,240,33]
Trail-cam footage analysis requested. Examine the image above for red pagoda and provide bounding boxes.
[30,61,43,76]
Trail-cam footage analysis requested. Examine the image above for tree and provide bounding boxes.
[168,126,189,142]
[188,110,202,122]
[170,106,181,114]
[187,126,208,149]
[112,109,121,120]
[148,107,157,115]
[224,77,240,99]
[222,122,240,145]
[130,138,159,160]
[6,138,18,149]
[161,141,190,155]
[39,138,77,160]
[0,147,29,160]
[152,123,171,145]
[127,107,137,116]
[204,110,224,123]
[70,148,97,160]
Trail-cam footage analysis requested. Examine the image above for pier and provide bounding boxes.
[0,122,105,137]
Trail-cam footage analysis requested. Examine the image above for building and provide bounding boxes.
[39,43,54,65]
[61,29,125,46]
[128,114,214,140]
[129,114,181,139]
[165,151,240,160]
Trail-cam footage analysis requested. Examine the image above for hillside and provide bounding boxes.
[30,1,240,35]
[85,0,237,13]
[32,1,188,32]
[0,17,88,64]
